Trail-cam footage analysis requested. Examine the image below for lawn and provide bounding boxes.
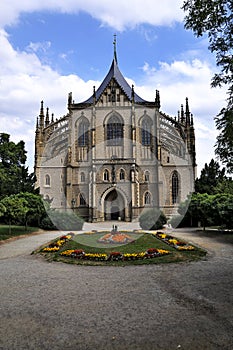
[37,232,207,266]
[0,225,39,241]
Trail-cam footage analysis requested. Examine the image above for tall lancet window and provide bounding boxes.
[172,171,179,204]
[106,115,123,146]
[78,120,89,147]
[141,118,152,146]
[144,191,151,205]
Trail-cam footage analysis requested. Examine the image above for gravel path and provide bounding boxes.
[0,227,233,350]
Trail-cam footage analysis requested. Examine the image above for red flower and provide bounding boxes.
[74,249,85,255]
[147,248,158,254]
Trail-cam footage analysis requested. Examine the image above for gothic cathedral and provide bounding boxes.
[34,43,196,222]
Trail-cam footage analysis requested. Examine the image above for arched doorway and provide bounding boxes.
[104,189,125,221]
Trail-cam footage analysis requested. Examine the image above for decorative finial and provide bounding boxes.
[113,34,117,64]
[45,107,50,127]
[36,117,39,131]
[93,86,96,105]
[181,104,185,124]
[68,92,72,106]
[40,100,44,116]
[131,84,135,102]
[155,90,160,109]
[191,113,194,126]
[185,97,191,126]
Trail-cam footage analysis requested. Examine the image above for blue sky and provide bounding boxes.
[0,0,227,175]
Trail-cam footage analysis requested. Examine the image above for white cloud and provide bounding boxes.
[26,41,51,53]
[0,25,226,175]
[0,0,184,30]
[133,59,226,174]
[0,29,99,170]
[0,1,227,176]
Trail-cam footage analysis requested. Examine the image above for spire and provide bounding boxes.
[68,92,72,107]
[39,100,44,128]
[93,86,96,104]
[45,107,50,127]
[131,84,135,103]
[40,100,44,116]
[155,90,160,110]
[36,117,39,133]
[113,34,118,64]
[177,110,180,123]
[185,97,191,126]
[181,104,185,124]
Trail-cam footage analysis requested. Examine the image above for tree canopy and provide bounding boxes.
[182,0,233,172]
[195,159,227,194]
[0,133,36,198]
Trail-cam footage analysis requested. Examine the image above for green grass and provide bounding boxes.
[0,225,39,241]
[38,232,207,266]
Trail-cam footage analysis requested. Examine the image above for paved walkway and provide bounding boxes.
[0,226,233,349]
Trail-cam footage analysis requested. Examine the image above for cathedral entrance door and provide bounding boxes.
[111,205,119,220]
[104,189,125,221]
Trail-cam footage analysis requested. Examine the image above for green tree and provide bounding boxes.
[0,133,36,198]
[213,194,233,229]
[215,177,233,195]
[182,0,233,172]
[0,195,29,234]
[176,193,215,230]
[215,107,233,172]
[16,192,46,229]
[175,192,233,229]
[0,202,6,217]
[195,159,227,194]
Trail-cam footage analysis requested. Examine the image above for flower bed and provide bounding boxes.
[60,247,170,262]
[156,232,194,251]
[36,229,204,266]
[42,233,74,252]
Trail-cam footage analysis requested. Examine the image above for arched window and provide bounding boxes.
[104,169,109,181]
[79,193,86,206]
[141,118,152,146]
[119,169,125,180]
[172,171,179,204]
[80,172,85,182]
[106,115,123,146]
[144,192,151,205]
[145,171,150,182]
[78,120,89,146]
[44,195,50,202]
[45,174,50,186]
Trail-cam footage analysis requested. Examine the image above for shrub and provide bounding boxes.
[40,210,84,230]
[139,208,167,230]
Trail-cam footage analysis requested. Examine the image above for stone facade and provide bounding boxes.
[34,50,196,222]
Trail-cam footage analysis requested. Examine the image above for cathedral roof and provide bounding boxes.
[82,56,147,104]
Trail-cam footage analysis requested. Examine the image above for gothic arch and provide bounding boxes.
[103,110,124,126]
[79,193,87,206]
[100,187,129,221]
[45,174,51,186]
[144,191,152,205]
[75,115,90,147]
[170,170,180,205]
[119,168,125,180]
[138,113,153,147]
[138,111,153,127]
[144,170,150,182]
